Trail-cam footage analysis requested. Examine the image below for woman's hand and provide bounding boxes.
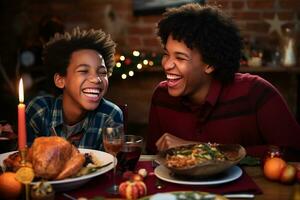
[155,133,195,152]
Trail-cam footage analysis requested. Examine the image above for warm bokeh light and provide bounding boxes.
[137,63,142,69]
[18,78,24,103]
[113,51,160,79]
[149,61,154,66]
[116,62,122,68]
[120,55,125,61]
[128,71,134,76]
[143,59,148,65]
[121,74,127,79]
[133,50,140,57]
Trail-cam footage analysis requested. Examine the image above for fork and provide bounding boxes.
[151,160,164,189]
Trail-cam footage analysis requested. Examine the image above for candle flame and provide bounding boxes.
[19,78,24,103]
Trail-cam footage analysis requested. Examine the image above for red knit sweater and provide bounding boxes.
[147,73,300,161]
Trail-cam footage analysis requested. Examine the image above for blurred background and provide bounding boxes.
[0,0,299,138]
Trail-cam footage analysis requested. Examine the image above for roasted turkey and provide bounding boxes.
[4,136,85,180]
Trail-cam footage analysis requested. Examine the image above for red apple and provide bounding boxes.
[280,164,296,184]
[130,173,144,181]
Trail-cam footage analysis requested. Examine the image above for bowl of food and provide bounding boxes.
[156,143,246,178]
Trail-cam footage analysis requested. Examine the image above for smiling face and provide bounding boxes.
[55,49,108,121]
[162,35,214,103]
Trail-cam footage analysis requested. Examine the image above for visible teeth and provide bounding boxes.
[83,88,100,94]
[84,93,98,98]
[166,74,181,80]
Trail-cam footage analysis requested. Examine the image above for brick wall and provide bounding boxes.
[0,0,299,126]
[2,0,299,55]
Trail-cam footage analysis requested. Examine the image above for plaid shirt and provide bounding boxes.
[26,95,123,150]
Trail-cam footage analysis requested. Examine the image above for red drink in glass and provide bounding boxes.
[117,135,143,172]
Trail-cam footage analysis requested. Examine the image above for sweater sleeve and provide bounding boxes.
[254,78,300,161]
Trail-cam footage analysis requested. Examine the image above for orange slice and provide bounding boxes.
[15,167,35,184]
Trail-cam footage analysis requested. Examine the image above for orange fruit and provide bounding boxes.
[263,157,287,181]
[0,172,23,200]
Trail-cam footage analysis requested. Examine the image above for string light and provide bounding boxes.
[113,50,162,80]
[137,63,142,69]
[116,62,122,68]
[133,50,140,57]
[149,61,154,66]
[143,59,149,65]
[121,74,127,79]
[128,71,134,76]
[120,55,125,61]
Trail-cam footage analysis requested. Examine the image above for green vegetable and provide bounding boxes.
[75,162,113,177]
[176,149,192,155]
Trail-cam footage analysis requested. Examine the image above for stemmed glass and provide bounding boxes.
[102,123,124,195]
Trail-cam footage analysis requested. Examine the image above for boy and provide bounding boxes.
[146,4,300,160]
[26,27,123,149]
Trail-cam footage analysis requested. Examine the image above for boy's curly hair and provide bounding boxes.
[43,27,116,91]
[157,4,243,83]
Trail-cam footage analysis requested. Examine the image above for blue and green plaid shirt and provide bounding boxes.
[26,95,123,150]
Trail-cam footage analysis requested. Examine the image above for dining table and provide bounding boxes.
[232,165,299,200]
[58,155,299,200]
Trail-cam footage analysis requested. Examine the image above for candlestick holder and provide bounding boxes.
[19,147,28,166]
[17,147,33,200]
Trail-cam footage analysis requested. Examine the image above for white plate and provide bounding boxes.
[140,191,229,200]
[0,148,115,191]
[154,165,242,185]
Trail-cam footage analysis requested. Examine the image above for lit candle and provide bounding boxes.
[18,78,27,150]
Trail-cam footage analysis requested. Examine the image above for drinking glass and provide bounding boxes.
[102,124,124,195]
[117,135,143,173]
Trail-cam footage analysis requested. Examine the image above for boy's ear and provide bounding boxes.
[54,73,65,89]
[204,65,215,74]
